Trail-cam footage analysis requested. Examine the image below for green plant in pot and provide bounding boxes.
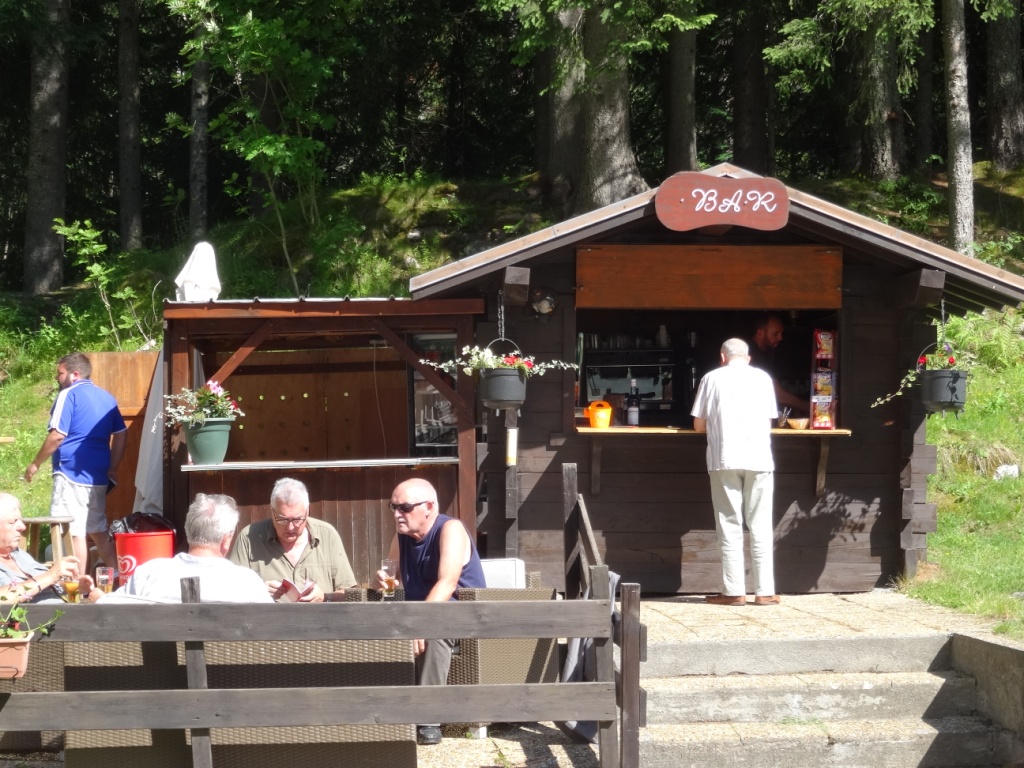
[0,587,64,678]
[422,345,578,410]
[165,380,246,464]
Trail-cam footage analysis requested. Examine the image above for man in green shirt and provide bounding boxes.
[228,477,356,602]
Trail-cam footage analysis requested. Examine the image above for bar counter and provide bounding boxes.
[576,426,851,497]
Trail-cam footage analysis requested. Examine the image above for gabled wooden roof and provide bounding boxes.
[409,164,1024,316]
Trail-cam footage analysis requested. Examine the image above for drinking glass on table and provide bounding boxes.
[95,567,115,594]
[61,575,80,604]
[381,559,398,599]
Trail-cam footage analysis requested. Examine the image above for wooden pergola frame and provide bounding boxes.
[161,298,484,535]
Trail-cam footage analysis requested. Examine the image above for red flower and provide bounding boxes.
[948,356,955,366]
[918,356,928,366]
[524,360,534,369]
[503,356,519,366]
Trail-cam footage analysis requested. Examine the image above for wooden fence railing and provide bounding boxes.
[14,565,641,768]
[563,462,647,768]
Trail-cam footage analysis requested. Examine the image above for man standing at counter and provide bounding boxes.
[750,312,808,415]
[691,338,780,606]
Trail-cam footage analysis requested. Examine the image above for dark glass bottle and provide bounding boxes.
[626,378,640,426]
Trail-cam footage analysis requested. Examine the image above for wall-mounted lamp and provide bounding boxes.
[529,287,557,320]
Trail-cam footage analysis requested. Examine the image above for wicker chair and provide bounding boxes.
[62,637,417,768]
[0,640,65,752]
[448,580,561,687]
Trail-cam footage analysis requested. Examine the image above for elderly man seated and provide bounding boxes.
[229,477,356,602]
[0,492,96,602]
[111,493,271,603]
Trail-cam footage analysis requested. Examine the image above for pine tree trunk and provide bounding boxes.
[986,0,1024,171]
[731,6,769,174]
[189,48,209,243]
[541,7,584,215]
[119,0,142,251]
[572,4,648,215]
[665,27,697,174]
[862,24,905,180]
[23,0,69,297]
[912,25,935,172]
[943,0,974,254]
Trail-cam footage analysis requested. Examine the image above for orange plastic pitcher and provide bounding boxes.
[584,400,613,428]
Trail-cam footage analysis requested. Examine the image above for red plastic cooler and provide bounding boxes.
[114,530,175,585]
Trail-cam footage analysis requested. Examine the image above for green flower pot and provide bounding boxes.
[183,417,235,464]
[479,368,527,410]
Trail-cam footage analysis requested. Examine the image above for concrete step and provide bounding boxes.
[639,716,1024,768]
[641,634,953,678]
[644,670,977,724]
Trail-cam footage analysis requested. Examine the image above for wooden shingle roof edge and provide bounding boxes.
[409,163,1024,314]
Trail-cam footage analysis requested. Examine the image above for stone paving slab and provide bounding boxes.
[641,590,1006,644]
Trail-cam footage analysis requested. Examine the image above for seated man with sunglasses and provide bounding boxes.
[372,478,486,746]
[229,477,356,602]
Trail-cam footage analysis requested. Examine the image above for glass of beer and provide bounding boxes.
[95,567,115,594]
[381,559,398,599]
[61,576,80,604]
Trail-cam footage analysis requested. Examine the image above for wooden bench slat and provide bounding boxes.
[27,601,612,641]
[0,683,617,730]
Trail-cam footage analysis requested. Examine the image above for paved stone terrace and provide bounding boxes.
[1,590,1016,768]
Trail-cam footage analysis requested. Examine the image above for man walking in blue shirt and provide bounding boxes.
[25,352,126,570]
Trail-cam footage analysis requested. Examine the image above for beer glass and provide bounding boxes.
[381,559,398,599]
[95,567,115,594]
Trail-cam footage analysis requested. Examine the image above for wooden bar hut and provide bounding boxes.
[160,298,482,586]
[407,164,1024,593]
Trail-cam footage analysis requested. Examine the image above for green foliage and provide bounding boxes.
[51,220,162,350]
[902,318,1024,639]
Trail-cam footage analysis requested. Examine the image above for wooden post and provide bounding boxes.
[504,407,519,557]
[181,576,213,768]
[563,463,582,600]
[590,564,618,768]
[619,583,642,768]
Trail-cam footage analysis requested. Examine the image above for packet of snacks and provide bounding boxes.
[812,397,834,429]
[814,329,835,359]
[813,368,834,397]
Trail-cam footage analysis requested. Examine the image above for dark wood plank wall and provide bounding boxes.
[478,255,911,594]
[187,465,458,587]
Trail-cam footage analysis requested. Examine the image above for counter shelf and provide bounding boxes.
[180,457,460,472]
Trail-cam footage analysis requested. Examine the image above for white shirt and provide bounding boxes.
[691,359,778,473]
[113,553,273,603]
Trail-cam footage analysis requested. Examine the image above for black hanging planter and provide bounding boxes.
[918,369,968,414]
[479,368,527,410]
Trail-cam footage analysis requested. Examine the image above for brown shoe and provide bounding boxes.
[705,594,745,606]
[754,595,781,605]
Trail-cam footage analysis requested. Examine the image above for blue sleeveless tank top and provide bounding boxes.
[399,513,486,601]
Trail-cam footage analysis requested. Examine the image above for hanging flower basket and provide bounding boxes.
[871,337,969,415]
[479,368,528,410]
[918,369,968,414]
[420,338,577,413]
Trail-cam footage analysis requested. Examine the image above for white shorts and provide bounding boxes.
[51,474,108,537]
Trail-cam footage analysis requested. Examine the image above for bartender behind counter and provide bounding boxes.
[749,312,808,416]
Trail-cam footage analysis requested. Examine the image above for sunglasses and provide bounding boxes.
[389,500,429,514]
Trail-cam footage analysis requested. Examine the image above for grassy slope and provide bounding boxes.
[1,171,1024,636]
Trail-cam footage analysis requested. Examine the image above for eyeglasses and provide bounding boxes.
[389,501,429,514]
[273,515,307,526]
